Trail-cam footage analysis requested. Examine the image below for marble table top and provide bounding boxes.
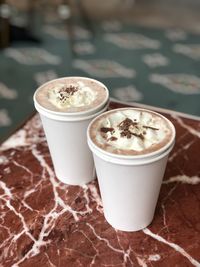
[0,101,200,267]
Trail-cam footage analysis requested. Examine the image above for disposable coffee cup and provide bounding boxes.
[87,108,176,231]
[33,77,109,185]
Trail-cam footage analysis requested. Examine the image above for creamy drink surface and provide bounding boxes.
[89,108,174,156]
[35,77,108,113]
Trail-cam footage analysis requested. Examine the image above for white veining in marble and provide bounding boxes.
[0,143,95,266]
[143,228,200,267]
[0,129,28,150]
[0,180,13,198]
[148,254,161,261]
[163,175,200,185]
[168,139,195,162]
[1,109,200,266]
[86,222,133,266]
[172,114,200,138]
[136,257,148,267]
[0,155,9,164]
[88,183,103,213]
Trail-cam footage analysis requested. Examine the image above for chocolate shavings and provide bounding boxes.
[100,127,114,133]
[143,125,159,130]
[100,118,160,142]
[118,118,144,139]
[108,136,118,141]
[118,118,137,130]
[58,85,78,100]
[117,118,159,140]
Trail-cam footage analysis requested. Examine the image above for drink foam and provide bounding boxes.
[89,108,174,156]
[35,77,108,113]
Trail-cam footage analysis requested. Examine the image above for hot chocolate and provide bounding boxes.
[33,76,109,185]
[89,108,175,156]
[87,107,176,231]
[34,77,108,114]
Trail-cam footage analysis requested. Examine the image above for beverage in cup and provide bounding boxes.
[87,108,176,231]
[34,76,109,185]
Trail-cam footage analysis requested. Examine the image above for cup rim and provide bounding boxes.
[87,107,176,161]
[88,137,175,165]
[33,76,109,117]
[35,100,109,122]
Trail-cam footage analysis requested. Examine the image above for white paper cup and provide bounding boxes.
[87,109,176,231]
[33,77,109,185]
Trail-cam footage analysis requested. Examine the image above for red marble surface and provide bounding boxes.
[0,101,200,267]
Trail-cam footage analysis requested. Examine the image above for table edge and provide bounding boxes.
[110,98,200,122]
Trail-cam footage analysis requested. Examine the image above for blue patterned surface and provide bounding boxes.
[0,20,200,142]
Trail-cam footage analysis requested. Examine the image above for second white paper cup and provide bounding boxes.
[87,109,176,231]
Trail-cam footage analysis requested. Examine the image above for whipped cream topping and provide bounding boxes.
[48,81,97,109]
[89,109,173,155]
[35,77,108,113]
